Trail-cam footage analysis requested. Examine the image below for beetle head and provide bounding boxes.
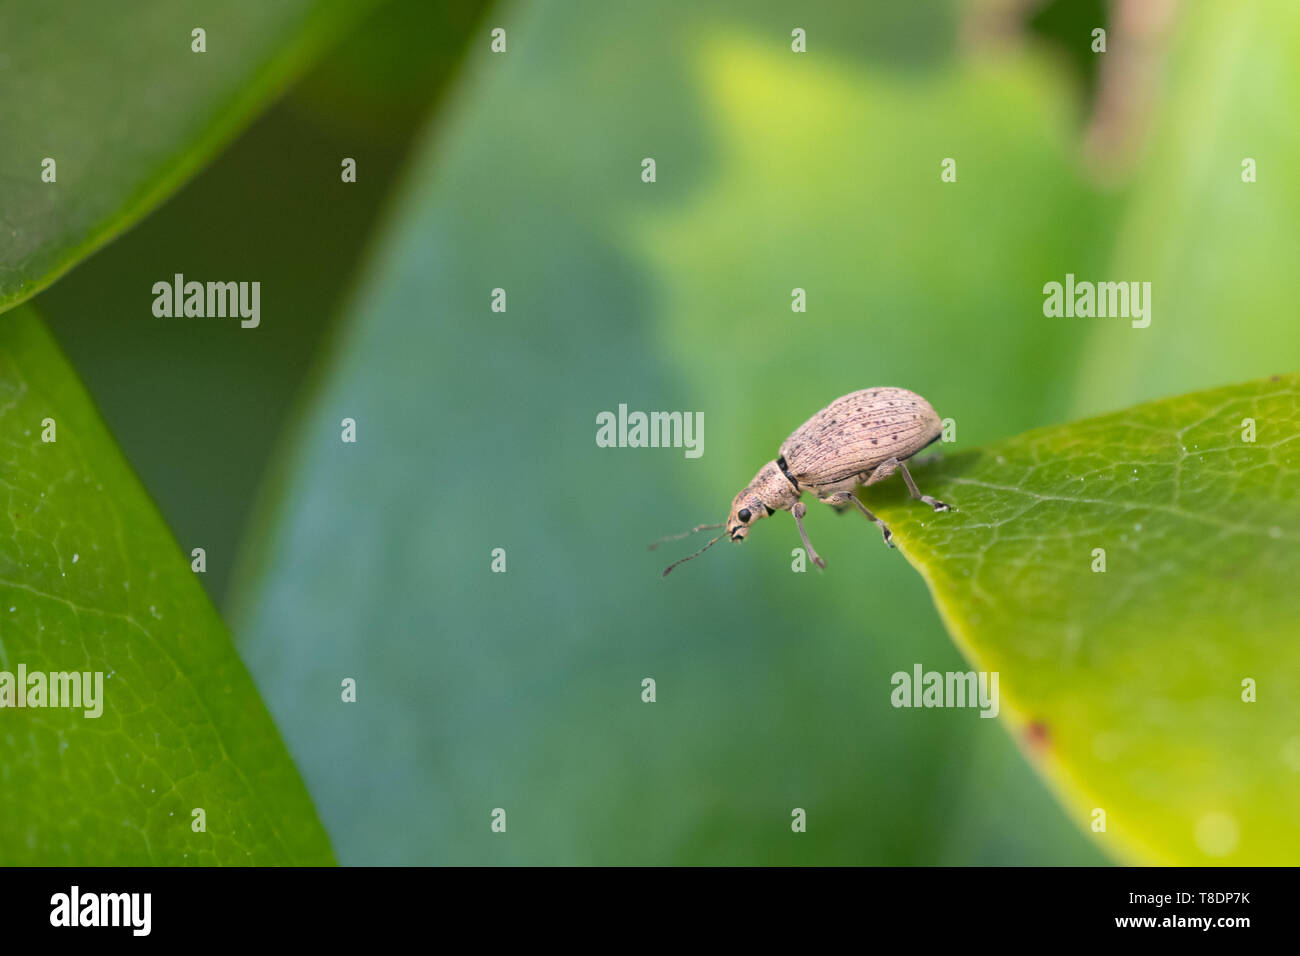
[655,461,800,576]
[725,493,763,542]
[727,460,798,541]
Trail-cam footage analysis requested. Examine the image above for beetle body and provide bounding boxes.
[659,387,951,576]
[780,387,942,493]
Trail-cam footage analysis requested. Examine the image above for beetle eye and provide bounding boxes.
[738,508,752,523]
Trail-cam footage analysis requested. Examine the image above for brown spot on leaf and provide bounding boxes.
[1024,721,1050,753]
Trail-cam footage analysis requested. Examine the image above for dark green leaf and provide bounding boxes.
[0,0,375,314]
[0,307,332,864]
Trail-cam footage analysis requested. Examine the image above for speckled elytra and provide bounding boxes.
[654,387,952,576]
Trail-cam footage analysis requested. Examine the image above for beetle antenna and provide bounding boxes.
[661,532,726,577]
[648,522,725,551]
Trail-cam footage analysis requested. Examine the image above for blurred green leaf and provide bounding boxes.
[0,307,332,865]
[1069,0,1300,413]
[32,0,490,609]
[230,1,1105,864]
[870,373,1300,864]
[0,0,376,314]
[631,33,1118,452]
[286,0,490,143]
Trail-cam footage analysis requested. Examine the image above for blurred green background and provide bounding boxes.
[31,0,1299,863]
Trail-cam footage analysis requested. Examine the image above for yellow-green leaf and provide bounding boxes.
[869,373,1300,864]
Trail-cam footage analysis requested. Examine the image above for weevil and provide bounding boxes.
[654,387,951,576]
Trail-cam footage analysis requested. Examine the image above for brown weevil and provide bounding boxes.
[654,387,951,576]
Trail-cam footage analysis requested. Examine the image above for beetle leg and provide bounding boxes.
[790,502,827,570]
[842,492,894,548]
[896,460,950,512]
[863,459,898,486]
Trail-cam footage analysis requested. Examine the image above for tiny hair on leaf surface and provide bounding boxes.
[865,373,1300,864]
[0,307,332,865]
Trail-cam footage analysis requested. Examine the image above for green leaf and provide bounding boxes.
[1069,1,1300,415]
[229,1,1105,864]
[630,32,1118,450]
[0,307,332,865]
[0,0,375,315]
[868,374,1300,864]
